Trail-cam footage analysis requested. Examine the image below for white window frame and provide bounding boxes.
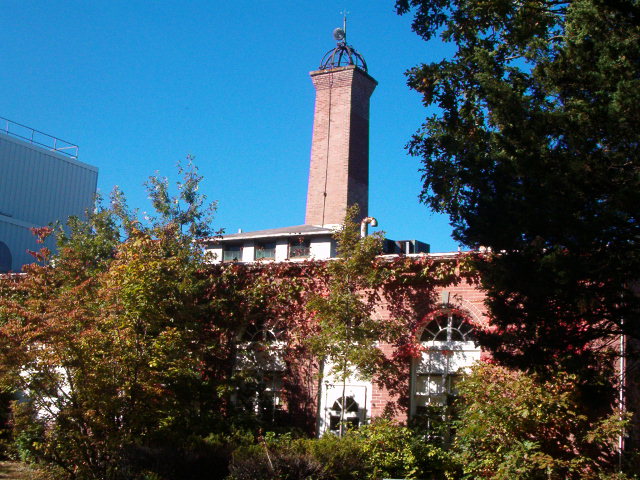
[235,327,286,421]
[410,311,480,423]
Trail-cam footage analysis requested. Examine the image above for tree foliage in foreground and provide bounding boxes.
[306,207,387,381]
[305,206,389,436]
[0,161,481,477]
[0,165,216,479]
[453,363,630,479]
[396,0,640,372]
[0,161,231,479]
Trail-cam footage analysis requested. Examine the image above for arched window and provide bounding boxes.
[410,311,481,428]
[328,395,360,432]
[236,325,286,421]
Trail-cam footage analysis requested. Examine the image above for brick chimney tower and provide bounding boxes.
[305,30,377,227]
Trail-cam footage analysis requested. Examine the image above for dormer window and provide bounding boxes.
[255,242,276,261]
[289,238,310,258]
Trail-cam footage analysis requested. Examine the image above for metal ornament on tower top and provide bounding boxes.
[319,23,368,72]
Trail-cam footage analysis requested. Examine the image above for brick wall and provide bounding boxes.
[370,281,489,422]
[280,276,489,428]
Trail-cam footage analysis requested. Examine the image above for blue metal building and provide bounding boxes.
[0,117,98,272]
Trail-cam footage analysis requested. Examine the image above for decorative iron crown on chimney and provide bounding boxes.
[304,24,377,227]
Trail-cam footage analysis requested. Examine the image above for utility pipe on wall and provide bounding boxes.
[360,217,378,238]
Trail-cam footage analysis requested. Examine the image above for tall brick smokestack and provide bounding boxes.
[305,63,377,226]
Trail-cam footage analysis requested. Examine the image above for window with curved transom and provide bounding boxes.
[328,395,360,432]
[235,326,286,422]
[410,311,480,431]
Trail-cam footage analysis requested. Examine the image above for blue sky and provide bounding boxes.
[1,1,461,253]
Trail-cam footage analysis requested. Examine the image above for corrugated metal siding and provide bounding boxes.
[0,221,54,272]
[0,132,97,270]
[0,133,97,226]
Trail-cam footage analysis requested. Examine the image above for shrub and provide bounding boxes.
[305,433,368,480]
[227,423,451,480]
[228,442,327,480]
[0,390,13,459]
[353,419,448,480]
[119,429,255,480]
[10,401,45,464]
[452,364,629,479]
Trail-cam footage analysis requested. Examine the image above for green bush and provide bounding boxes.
[0,390,13,459]
[226,422,450,480]
[10,401,44,464]
[452,364,630,479]
[353,419,448,480]
[228,442,327,480]
[305,433,368,480]
[121,429,255,480]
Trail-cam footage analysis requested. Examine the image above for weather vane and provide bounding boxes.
[333,9,349,44]
[321,8,368,72]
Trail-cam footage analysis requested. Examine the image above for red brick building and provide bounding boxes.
[204,29,489,435]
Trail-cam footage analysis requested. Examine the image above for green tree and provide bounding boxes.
[0,161,220,479]
[395,0,640,372]
[305,206,389,436]
[452,363,629,479]
[145,155,218,238]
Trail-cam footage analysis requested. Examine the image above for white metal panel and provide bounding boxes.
[310,238,332,259]
[206,246,223,263]
[275,241,289,261]
[242,244,255,262]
